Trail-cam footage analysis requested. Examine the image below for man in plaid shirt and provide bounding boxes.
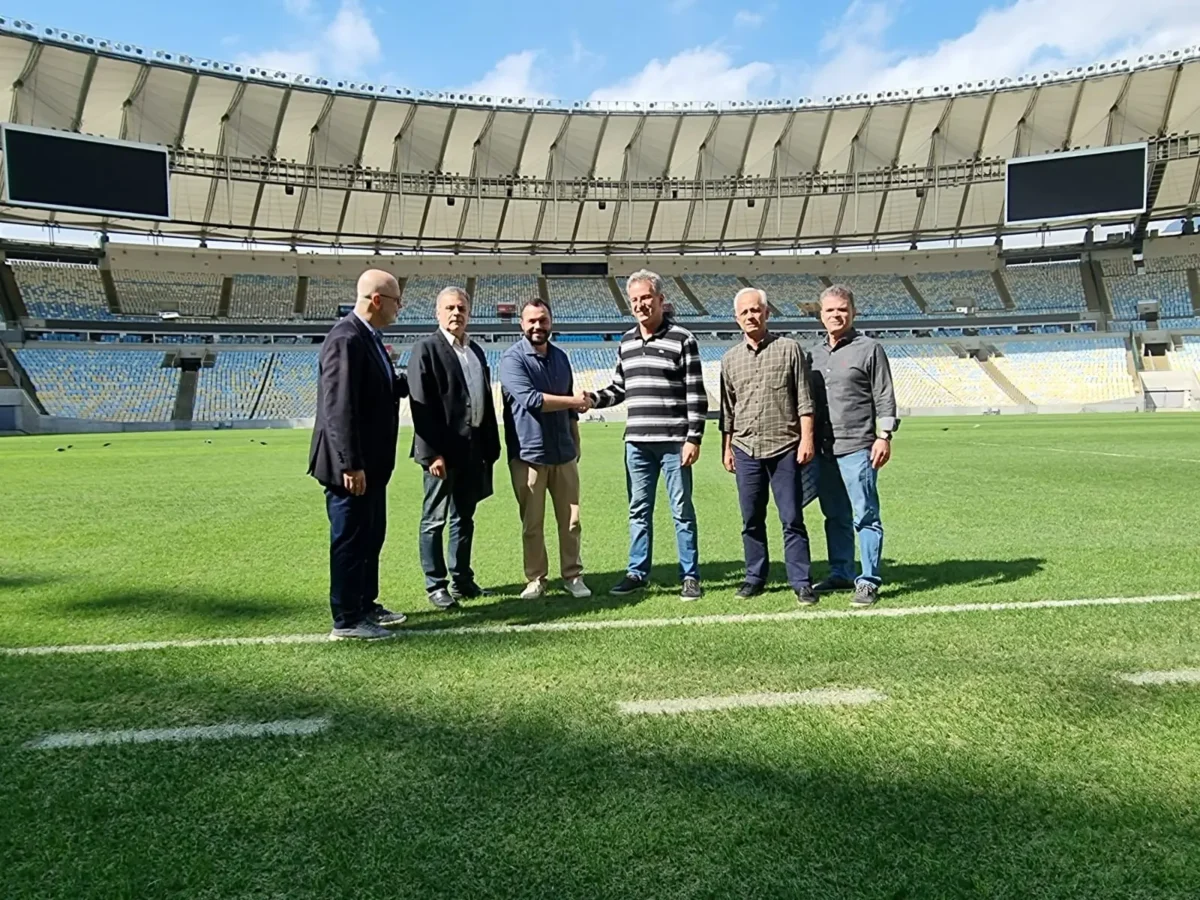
[719,287,818,605]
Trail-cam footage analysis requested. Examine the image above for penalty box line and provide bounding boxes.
[3,592,1199,658]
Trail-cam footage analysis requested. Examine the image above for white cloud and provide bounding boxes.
[460,51,548,99]
[238,0,381,77]
[734,9,764,28]
[589,46,774,103]
[803,0,1200,98]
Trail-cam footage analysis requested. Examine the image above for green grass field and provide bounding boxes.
[2,414,1200,898]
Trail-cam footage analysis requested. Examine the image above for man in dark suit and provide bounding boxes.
[409,285,501,609]
[308,269,408,641]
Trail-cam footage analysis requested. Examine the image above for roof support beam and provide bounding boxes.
[9,42,42,124]
[246,87,292,238]
[173,72,200,149]
[491,111,536,251]
[69,54,98,132]
[640,116,686,251]
[679,116,721,249]
[604,115,645,250]
[414,108,458,250]
[455,109,495,246]
[717,113,762,249]
[201,82,246,234]
[953,94,992,238]
[118,64,151,141]
[871,102,913,242]
[755,111,795,251]
[793,109,834,246]
[530,115,573,250]
[569,113,610,250]
[291,94,336,244]
[334,98,378,241]
[375,104,419,241]
[832,108,872,246]
[1105,73,1133,145]
[1062,78,1086,149]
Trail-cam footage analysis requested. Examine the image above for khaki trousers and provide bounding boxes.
[508,459,583,583]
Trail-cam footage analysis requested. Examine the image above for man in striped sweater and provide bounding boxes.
[587,269,708,601]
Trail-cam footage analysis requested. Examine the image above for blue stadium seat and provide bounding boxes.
[15,348,178,421]
[193,352,272,421]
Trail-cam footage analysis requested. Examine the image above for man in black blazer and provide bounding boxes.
[409,285,501,609]
[308,269,408,640]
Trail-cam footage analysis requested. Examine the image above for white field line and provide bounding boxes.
[1118,669,1200,686]
[23,716,330,750]
[970,441,1200,464]
[3,593,1198,658]
[617,688,887,716]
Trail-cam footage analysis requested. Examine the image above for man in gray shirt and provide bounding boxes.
[808,284,898,607]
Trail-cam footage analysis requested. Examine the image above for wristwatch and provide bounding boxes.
[879,431,893,442]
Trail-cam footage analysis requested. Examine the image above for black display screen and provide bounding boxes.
[2,125,170,219]
[1006,145,1146,225]
[543,262,608,277]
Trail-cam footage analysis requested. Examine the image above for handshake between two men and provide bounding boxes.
[568,391,593,413]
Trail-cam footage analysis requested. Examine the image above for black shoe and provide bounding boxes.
[449,581,491,601]
[794,585,818,606]
[367,606,408,628]
[427,588,458,610]
[735,581,764,599]
[680,577,703,602]
[609,575,646,596]
[851,581,879,607]
[814,577,856,593]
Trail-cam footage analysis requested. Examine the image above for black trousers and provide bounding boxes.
[325,482,388,628]
[733,445,812,589]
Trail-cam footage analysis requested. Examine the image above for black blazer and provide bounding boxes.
[409,330,501,470]
[308,313,407,488]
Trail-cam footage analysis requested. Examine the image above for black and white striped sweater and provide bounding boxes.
[589,319,707,444]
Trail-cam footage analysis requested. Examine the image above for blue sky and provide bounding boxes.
[4,0,1199,103]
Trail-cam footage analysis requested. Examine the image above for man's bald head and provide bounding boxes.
[354,268,401,328]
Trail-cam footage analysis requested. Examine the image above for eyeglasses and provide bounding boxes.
[365,292,401,304]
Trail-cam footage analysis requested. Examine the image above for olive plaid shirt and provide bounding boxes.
[719,333,814,459]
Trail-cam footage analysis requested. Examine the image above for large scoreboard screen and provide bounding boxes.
[1005,143,1147,226]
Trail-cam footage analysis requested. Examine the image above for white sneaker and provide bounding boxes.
[563,577,592,599]
[520,580,546,599]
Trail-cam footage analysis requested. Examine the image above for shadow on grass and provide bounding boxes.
[403,560,747,628]
[58,588,295,623]
[0,574,70,591]
[881,557,1046,598]
[3,661,1196,899]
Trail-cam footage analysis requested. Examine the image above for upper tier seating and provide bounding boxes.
[193,351,272,421]
[15,348,178,421]
[305,276,355,319]
[910,270,1005,313]
[1144,253,1200,273]
[112,270,222,317]
[827,274,922,318]
[474,275,540,316]
[228,275,297,320]
[744,274,826,316]
[1002,262,1086,312]
[544,278,621,320]
[682,274,744,314]
[10,260,116,321]
[1107,271,1193,321]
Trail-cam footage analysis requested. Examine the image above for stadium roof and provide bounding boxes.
[0,19,1199,254]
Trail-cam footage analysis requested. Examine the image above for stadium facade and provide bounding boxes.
[0,18,1198,434]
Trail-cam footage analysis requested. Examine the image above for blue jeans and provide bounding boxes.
[816,449,883,586]
[625,442,699,581]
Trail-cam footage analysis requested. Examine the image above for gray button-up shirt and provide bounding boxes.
[809,329,899,457]
[719,333,814,459]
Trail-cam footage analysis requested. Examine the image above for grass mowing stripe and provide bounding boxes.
[616,688,887,715]
[1119,669,1200,685]
[23,717,331,750]
[4,592,1199,656]
[970,441,1200,464]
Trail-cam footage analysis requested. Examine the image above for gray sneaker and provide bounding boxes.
[329,621,398,641]
[368,607,408,628]
[851,582,879,607]
[680,577,703,601]
[795,585,818,606]
[428,588,458,610]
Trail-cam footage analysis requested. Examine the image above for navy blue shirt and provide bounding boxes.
[499,337,578,465]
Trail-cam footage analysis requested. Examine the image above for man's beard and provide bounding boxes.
[525,329,549,345]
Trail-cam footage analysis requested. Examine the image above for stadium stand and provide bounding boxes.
[1106,271,1193,321]
[887,344,1013,408]
[112,270,222,317]
[828,274,922,318]
[254,352,317,419]
[1002,262,1087,312]
[10,260,117,321]
[1099,256,1137,277]
[1143,253,1200,273]
[910,270,1005,313]
[228,275,297,320]
[398,275,464,322]
[544,278,621,320]
[990,338,1136,404]
[1168,336,1200,378]
[304,276,355,319]
[744,274,826,316]
[15,348,178,421]
[193,352,272,421]
[682,274,743,313]
[474,275,540,314]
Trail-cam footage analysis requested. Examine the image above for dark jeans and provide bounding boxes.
[733,446,812,589]
[419,465,483,593]
[325,483,388,629]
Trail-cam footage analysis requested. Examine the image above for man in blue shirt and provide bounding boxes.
[499,298,592,600]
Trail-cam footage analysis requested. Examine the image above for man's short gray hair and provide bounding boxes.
[819,284,855,308]
[436,285,472,307]
[626,269,665,296]
[734,286,767,308]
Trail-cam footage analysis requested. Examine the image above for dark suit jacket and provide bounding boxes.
[308,313,408,488]
[409,330,501,486]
